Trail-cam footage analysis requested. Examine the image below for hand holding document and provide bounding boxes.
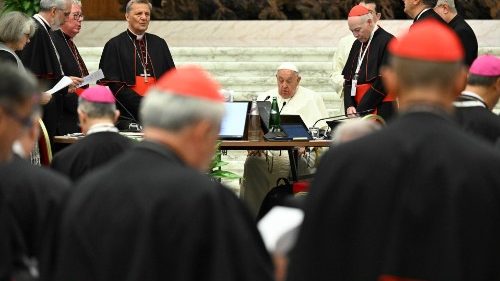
[257,206,304,255]
[46,76,73,95]
[77,69,105,88]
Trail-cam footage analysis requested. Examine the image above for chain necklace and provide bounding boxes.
[127,31,151,82]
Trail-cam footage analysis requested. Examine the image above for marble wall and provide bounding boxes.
[75,20,500,47]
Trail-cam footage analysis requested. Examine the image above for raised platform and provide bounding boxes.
[74,20,500,193]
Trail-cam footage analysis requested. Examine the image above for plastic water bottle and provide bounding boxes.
[248,97,262,141]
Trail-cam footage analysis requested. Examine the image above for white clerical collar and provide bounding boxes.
[453,91,487,108]
[128,29,145,40]
[86,123,119,135]
[461,91,484,102]
[415,8,431,21]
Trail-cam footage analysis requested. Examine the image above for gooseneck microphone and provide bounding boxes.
[263,96,271,101]
[311,109,375,128]
[279,101,287,114]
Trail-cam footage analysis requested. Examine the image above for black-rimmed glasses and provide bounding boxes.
[70,13,84,20]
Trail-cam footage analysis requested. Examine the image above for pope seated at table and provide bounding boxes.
[240,62,329,217]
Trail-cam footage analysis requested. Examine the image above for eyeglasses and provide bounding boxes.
[56,8,71,17]
[1,106,34,128]
[70,13,84,20]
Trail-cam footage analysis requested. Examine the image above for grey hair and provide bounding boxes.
[71,0,82,5]
[332,119,381,144]
[0,63,38,109]
[0,12,36,44]
[39,0,70,11]
[125,0,152,13]
[436,0,456,12]
[78,98,116,119]
[140,90,225,132]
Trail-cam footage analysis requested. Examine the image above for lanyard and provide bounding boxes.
[351,26,378,97]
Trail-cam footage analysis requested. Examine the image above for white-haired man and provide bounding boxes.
[331,0,382,116]
[54,66,274,281]
[343,5,395,120]
[18,0,82,149]
[434,0,478,66]
[99,0,175,130]
[52,0,89,134]
[241,62,329,217]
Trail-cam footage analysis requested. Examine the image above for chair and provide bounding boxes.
[362,113,386,126]
[38,119,52,166]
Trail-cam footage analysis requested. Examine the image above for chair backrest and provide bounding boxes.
[38,119,52,166]
[362,114,386,126]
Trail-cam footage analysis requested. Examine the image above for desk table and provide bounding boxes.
[53,135,332,181]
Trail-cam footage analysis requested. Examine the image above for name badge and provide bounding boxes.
[351,79,358,97]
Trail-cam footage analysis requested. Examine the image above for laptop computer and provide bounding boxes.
[219,102,250,140]
[280,115,313,140]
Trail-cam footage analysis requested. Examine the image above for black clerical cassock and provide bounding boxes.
[18,15,66,138]
[52,30,90,134]
[53,141,274,281]
[98,30,175,129]
[342,26,395,120]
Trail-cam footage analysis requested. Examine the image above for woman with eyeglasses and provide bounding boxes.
[0,11,36,71]
[0,12,42,166]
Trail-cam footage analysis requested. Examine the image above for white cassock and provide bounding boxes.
[240,86,329,217]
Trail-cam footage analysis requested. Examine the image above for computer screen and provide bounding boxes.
[219,102,249,139]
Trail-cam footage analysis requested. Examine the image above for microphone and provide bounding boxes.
[263,95,270,101]
[279,101,287,114]
[311,109,375,129]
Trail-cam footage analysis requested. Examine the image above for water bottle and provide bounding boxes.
[248,97,262,141]
[269,97,281,132]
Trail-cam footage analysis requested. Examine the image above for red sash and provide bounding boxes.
[75,88,85,96]
[131,76,157,97]
[354,83,395,114]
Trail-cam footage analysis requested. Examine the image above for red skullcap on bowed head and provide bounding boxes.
[154,65,223,102]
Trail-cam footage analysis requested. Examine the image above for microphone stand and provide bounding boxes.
[310,109,375,129]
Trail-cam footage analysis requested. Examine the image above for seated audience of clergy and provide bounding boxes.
[51,86,132,181]
[98,0,175,130]
[52,0,90,134]
[434,0,478,67]
[53,66,274,281]
[287,20,500,281]
[240,62,329,217]
[453,55,500,144]
[0,63,70,281]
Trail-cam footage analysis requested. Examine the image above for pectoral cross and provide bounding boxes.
[140,70,151,83]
